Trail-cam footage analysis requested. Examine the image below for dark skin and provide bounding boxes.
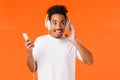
[25,14,93,72]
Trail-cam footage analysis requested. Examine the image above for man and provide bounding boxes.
[25,5,93,80]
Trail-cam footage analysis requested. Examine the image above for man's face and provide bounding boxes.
[50,14,66,38]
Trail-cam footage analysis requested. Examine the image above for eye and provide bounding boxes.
[60,21,65,25]
[52,21,57,25]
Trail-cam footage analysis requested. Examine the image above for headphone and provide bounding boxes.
[45,15,70,30]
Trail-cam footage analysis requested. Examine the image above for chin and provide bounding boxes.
[55,36,62,38]
[55,34,63,38]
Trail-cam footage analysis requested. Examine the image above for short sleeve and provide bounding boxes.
[32,37,41,62]
[76,50,83,61]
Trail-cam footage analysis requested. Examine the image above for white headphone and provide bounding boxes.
[45,15,70,30]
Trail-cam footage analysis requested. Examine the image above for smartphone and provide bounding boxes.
[22,33,29,41]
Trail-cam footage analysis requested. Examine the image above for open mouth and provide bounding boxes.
[54,29,63,37]
[55,29,63,33]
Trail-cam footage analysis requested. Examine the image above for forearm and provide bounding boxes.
[27,54,37,72]
[71,39,93,65]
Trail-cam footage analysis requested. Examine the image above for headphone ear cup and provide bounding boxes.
[46,20,51,30]
[45,15,51,30]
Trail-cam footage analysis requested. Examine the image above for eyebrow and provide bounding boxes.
[60,20,65,22]
[51,20,65,22]
[51,20,57,22]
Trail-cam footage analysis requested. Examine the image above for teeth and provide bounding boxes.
[56,30,62,33]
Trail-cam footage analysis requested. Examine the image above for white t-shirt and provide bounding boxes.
[33,34,82,80]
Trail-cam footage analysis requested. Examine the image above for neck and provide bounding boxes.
[49,33,63,39]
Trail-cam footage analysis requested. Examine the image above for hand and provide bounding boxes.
[25,40,34,55]
[67,24,76,41]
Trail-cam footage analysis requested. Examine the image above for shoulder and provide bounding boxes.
[34,35,49,44]
[35,35,49,41]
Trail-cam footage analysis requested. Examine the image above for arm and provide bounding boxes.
[67,24,93,65]
[25,40,37,72]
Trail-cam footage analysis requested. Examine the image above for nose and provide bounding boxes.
[56,23,61,29]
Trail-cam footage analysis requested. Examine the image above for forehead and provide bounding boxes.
[51,14,66,21]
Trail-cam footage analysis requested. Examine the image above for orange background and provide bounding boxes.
[0,0,120,80]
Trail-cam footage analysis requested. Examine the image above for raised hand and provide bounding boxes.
[67,24,76,41]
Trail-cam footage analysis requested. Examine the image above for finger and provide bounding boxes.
[26,43,34,49]
[25,40,33,48]
[70,24,75,30]
[25,40,30,45]
[25,40,32,45]
[69,24,74,30]
[27,41,32,45]
[69,24,74,33]
[69,24,76,38]
[26,39,30,42]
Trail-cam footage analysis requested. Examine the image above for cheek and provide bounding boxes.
[62,24,66,28]
[51,24,55,28]
[50,26,55,32]
[62,26,66,30]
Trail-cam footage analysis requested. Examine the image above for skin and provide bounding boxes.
[25,14,93,72]
[50,14,66,38]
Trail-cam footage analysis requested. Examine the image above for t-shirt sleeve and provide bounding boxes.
[32,37,41,62]
[76,49,83,61]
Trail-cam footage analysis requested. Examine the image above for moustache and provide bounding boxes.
[54,29,63,32]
